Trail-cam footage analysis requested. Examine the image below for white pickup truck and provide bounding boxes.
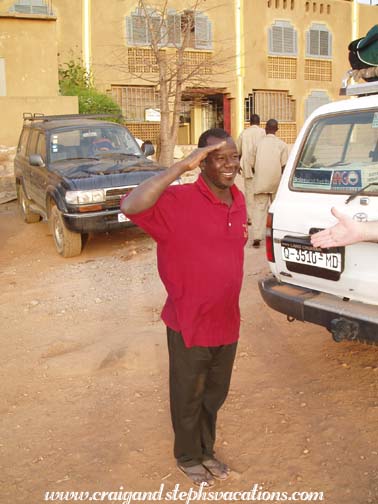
[259,71,378,345]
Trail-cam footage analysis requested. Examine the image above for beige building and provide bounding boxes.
[0,0,377,147]
[0,0,77,146]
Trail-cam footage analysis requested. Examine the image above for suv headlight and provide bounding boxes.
[65,189,106,205]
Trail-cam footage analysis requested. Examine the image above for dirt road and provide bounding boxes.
[1,200,378,504]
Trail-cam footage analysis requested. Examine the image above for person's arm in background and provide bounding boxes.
[121,142,226,215]
[236,132,243,157]
[311,207,378,248]
[250,143,257,175]
[281,142,289,173]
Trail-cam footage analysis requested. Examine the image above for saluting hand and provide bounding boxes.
[174,141,227,173]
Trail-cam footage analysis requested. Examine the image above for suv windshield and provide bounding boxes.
[49,124,141,163]
[292,110,378,195]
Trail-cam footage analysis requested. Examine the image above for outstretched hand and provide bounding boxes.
[175,141,227,173]
[310,207,364,248]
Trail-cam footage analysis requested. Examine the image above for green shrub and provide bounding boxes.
[59,60,122,119]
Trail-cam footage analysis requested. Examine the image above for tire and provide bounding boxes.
[50,205,82,258]
[17,184,40,223]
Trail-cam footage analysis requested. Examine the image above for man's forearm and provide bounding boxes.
[121,163,185,215]
[361,221,378,242]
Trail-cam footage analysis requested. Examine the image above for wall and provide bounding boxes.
[0,15,59,96]
[243,0,353,130]
[0,7,78,147]
[0,96,78,146]
[358,3,378,38]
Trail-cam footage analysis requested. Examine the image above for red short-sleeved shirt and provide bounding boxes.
[123,175,248,348]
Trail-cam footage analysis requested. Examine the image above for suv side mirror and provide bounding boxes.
[141,141,155,157]
[29,154,45,167]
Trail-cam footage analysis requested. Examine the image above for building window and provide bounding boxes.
[126,8,162,46]
[9,0,52,15]
[110,85,160,122]
[178,11,212,49]
[244,89,297,144]
[304,59,332,81]
[127,48,160,73]
[181,51,213,75]
[306,23,332,58]
[126,8,212,50]
[268,21,297,56]
[304,90,330,118]
[0,58,6,96]
[268,56,297,79]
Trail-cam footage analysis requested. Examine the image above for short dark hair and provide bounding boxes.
[198,128,230,148]
[250,114,260,126]
[265,118,278,132]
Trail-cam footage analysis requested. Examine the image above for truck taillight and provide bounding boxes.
[266,212,275,263]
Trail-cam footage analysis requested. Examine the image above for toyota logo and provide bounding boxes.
[353,212,368,222]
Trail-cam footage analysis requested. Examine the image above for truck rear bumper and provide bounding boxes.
[258,275,378,343]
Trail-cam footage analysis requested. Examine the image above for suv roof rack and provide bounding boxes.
[22,113,123,122]
[340,69,378,97]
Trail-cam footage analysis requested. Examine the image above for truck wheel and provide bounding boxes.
[17,184,40,223]
[50,205,82,258]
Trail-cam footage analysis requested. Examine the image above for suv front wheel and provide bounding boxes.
[50,205,82,258]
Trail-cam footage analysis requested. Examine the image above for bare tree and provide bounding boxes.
[114,0,232,166]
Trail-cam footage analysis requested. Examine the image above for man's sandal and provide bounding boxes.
[202,458,231,480]
[177,463,215,487]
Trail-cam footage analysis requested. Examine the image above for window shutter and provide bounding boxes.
[126,16,133,45]
[148,14,162,45]
[319,30,329,56]
[167,12,181,46]
[307,24,332,58]
[272,25,283,53]
[11,0,49,14]
[269,22,296,55]
[268,28,273,53]
[309,30,319,55]
[132,13,148,45]
[194,12,212,49]
[283,26,294,54]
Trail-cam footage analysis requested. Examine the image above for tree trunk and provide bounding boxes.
[157,54,176,167]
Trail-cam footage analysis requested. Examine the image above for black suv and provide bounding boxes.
[14,114,163,257]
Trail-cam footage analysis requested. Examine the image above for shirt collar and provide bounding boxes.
[195,174,244,209]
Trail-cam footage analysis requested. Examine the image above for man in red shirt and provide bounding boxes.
[121,128,247,487]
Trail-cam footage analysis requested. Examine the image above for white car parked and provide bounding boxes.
[259,74,378,345]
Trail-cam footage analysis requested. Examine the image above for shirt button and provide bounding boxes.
[228,222,232,227]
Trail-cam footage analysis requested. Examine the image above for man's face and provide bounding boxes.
[201,137,240,190]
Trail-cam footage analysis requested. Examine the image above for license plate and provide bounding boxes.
[282,246,342,272]
[117,212,130,223]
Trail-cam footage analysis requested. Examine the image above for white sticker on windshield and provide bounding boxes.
[372,113,378,128]
[83,132,98,137]
[51,135,58,152]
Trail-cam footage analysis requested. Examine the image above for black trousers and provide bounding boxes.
[167,327,237,467]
